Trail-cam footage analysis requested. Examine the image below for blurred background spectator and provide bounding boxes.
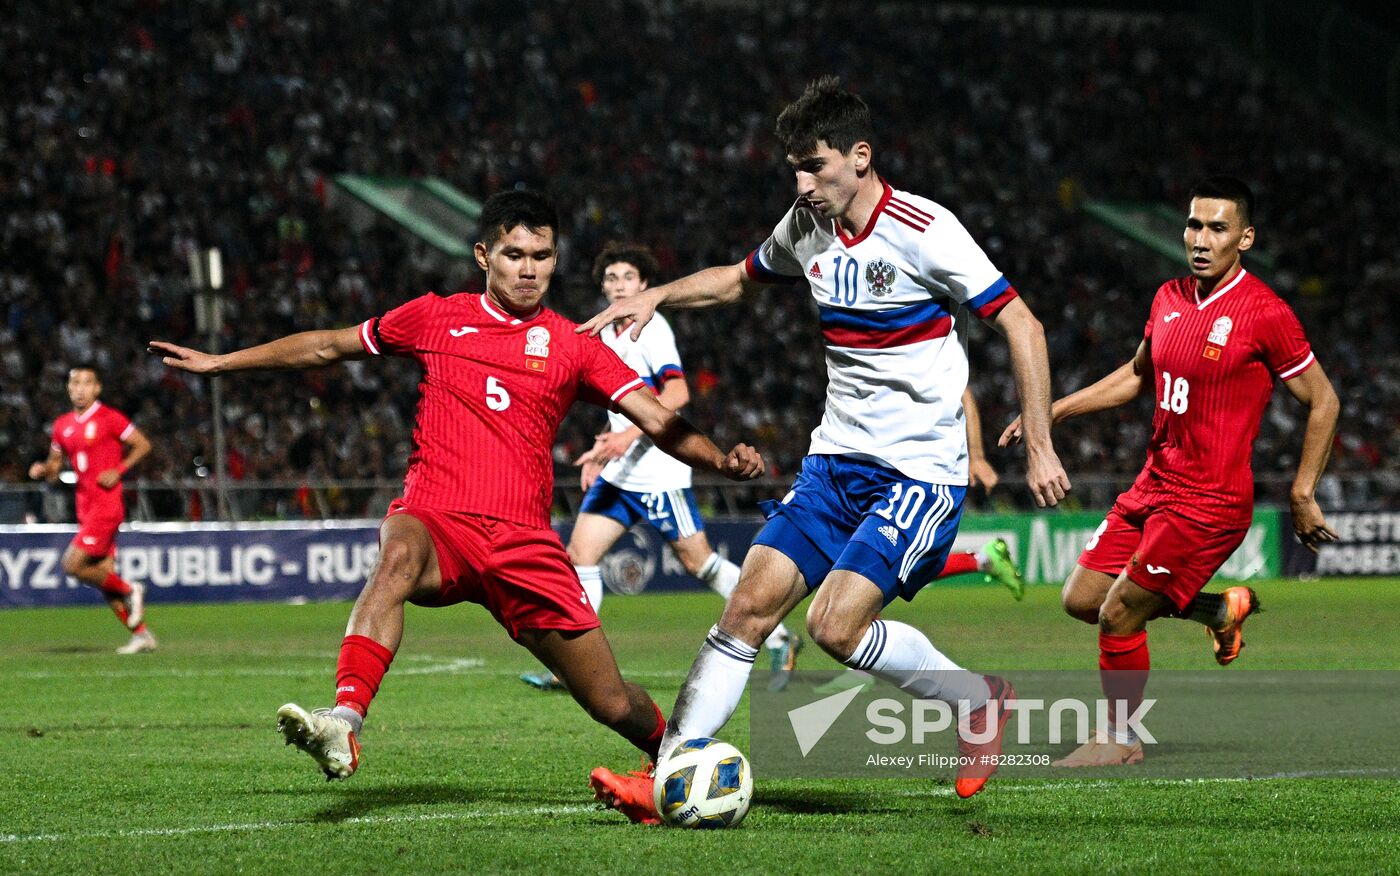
[4,1,1396,517]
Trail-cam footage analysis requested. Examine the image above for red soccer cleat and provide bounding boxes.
[954,675,1015,799]
[589,766,660,825]
[1209,586,1260,666]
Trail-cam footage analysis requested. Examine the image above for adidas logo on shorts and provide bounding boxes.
[878,525,898,546]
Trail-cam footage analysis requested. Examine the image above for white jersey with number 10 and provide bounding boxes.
[744,180,1019,485]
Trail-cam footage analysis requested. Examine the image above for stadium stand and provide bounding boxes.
[3,1,1396,518]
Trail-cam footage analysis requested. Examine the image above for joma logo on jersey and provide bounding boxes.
[449,325,479,337]
[865,258,897,298]
[524,326,551,358]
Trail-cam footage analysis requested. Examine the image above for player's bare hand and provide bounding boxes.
[998,416,1024,447]
[574,290,662,340]
[148,340,220,373]
[969,458,999,494]
[719,444,764,480]
[1026,448,1071,508]
[579,460,604,492]
[27,462,47,481]
[1291,495,1338,553]
[96,469,122,489]
[592,430,634,463]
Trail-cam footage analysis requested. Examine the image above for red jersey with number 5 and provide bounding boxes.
[359,292,644,527]
[51,401,134,521]
[1126,269,1314,527]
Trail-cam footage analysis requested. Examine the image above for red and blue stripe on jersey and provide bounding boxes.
[819,276,1018,349]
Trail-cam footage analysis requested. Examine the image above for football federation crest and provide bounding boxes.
[1203,315,1232,361]
[85,422,97,440]
[1207,316,1233,346]
[865,258,897,298]
[524,326,551,358]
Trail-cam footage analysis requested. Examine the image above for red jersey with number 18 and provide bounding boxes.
[359,292,644,527]
[1126,269,1314,528]
[51,401,134,521]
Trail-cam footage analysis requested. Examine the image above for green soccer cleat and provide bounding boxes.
[982,538,1025,601]
[767,634,803,692]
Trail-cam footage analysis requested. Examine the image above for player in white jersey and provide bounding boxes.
[584,77,1069,816]
[521,244,799,692]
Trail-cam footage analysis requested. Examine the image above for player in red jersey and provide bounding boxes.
[150,191,763,801]
[28,365,155,653]
[1002,177,1340,766]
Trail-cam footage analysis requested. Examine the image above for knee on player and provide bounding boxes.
[366,536,430,599]
[716,584,782,648]
[805,605,864,662]
[1062,581,1102,625]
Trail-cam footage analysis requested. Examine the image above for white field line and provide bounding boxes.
[0,803,598,845]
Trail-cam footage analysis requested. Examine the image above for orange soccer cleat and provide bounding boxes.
[954,675,1015,799]
[589,765,660,825]
[1209,586,1260,666]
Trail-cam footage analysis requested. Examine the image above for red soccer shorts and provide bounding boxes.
[71,513,122,558]
[1078,494,1249,610]
[386,500,599,638]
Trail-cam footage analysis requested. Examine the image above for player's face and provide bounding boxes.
[475,225,557,314]
[66,369,101,410]
[787,141,866,220]
[1183,198,1254,284]
[600,261,648,305]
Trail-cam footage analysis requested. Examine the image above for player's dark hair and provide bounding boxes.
[591,242,659,286]
[775,75,874,157]
[1190,176,1255,227]
[478,189,559,247]
[69,362,101,381]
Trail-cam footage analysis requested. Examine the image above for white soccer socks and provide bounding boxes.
[576,565,604,613]
[659,624,757,759]
[842,619,990,709]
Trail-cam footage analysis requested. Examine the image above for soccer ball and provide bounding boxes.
[653,737,753,828]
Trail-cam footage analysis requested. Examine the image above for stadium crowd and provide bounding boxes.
[4,0,1397,517]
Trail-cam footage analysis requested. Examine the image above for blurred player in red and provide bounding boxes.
[1002,177,1340,766]
[150,191,763,803]
[29,365,155,653]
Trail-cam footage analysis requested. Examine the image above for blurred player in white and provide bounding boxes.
[521,244,798,693]
[583,76,1069,814]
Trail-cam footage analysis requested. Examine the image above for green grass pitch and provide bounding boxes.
[3,578,1398,874]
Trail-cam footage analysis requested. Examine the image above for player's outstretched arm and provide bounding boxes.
[1282,361,1341,552]
[576,262,757,340]
[998,341,1151,447]
[615,389,763,480]
[986,298,1070,507]
[148,326,368,374]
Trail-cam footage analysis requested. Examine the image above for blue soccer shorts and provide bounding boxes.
[754,454,966,605]
[578,479,705,543]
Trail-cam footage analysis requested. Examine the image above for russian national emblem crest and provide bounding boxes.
[865,258,897,298]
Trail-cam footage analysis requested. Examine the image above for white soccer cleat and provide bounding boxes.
[124,582,146,630]
[116,630,158,654]
[276,703,360,780]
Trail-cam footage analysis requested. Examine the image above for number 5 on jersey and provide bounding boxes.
[486,376,511,411]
